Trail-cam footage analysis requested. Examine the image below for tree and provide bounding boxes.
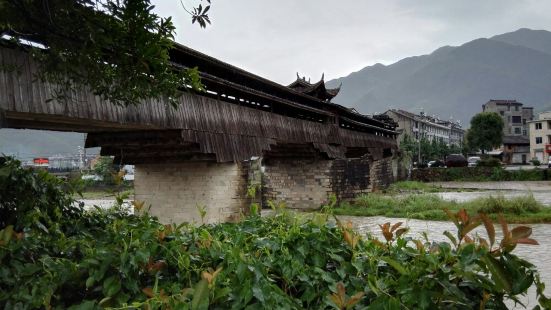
[419,137,431,163]
[466,112,504,153]
[93,156,116,183]
[0,0,211,106]
[448,143,462,155]
[399,133,417,159]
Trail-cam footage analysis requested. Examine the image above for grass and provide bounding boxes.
[387,181,441,192]
[333,193,551,223]
[384,181,474,194]
[72,189,134,199]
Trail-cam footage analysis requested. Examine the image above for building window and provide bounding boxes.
[523,119,526,125]
[500,111,505,116]
[514,127,521,134]
[536,123,542,130]
[512,116,521,123]
[536,137,543,144]
[523,130,527,136]
[515,106,519,111]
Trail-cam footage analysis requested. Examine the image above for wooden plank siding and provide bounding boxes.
[0,46,397,163]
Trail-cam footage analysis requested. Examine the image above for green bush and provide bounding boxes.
[413,167,548,182]
[476,195,543,215]
[1,159,550,309]
[0,158,83,233]
[477,157,502,167]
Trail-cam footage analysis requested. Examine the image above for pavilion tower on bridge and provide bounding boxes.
[287,73,341,102]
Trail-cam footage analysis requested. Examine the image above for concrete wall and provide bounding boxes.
[134,162,249,224]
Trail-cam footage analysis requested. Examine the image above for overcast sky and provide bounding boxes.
[154,1,551,84]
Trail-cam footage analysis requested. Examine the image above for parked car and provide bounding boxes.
[548,158,551,168]
[467,156,481,167]
[446,154,468,167]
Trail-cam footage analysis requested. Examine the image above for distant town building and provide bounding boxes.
[383,109,464,146]
[482,99,533,136]
[502,136,530,164]
[528,111,551,163]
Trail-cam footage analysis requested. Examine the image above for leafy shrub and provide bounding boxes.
[1,159,550,309]
[0,157,83,233]
[531,158,541,166]
[413,167,547,182]
[477,157,502,167]
[477,195,543,215]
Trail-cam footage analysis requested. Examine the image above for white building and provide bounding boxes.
[383,109,464,146]
[528,111,551,163]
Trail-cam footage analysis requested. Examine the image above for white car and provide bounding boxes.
[548,158,551,168]
[467,156,481,167]
[81,174,103,181]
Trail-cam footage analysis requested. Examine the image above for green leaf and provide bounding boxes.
[102,276,121,297]
[191,279,209,310]
[252,285,265,303]
[67,300,97,310]
[443,230,457,247]
[0,225,14,245]
[85,276,95,288]
[481,254,512,293]
[381,257,407,275]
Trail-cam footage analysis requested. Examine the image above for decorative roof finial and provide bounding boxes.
[321,73,325,81]
[296,72,300,80]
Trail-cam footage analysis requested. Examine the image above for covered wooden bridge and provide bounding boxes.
[0,42,402,223]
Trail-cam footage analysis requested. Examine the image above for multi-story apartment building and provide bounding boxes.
[528,111,551,163]
[383,109,464,146]
[482,99,534,136]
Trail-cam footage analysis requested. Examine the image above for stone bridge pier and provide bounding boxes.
[130,146,405,224]
[133,162,250,224]
[260,144,405,210]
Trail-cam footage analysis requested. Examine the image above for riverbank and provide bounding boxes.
[333,193,551,223]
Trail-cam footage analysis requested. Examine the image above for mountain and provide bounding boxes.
[327,28,551,126]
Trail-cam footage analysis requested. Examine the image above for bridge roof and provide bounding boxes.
[169,42,394,133]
